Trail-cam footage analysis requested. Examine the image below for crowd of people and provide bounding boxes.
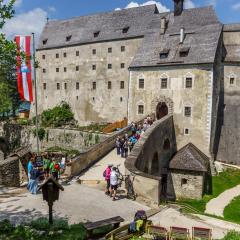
[27,153,66,195]
[115,116,154,158]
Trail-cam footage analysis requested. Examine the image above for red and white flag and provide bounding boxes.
[15,35,33,102]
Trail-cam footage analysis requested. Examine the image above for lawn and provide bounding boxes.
[224,195,240,224]
[178,169,240,213]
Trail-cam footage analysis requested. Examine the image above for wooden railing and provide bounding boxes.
[103,118,128,134]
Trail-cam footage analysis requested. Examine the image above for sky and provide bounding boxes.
[3,0,240,42]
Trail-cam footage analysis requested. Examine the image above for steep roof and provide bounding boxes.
[224,24,240,32]
[169,143,209,172]
[37,5,158,50]
[130,6,222,67]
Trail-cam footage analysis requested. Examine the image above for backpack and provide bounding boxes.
[103,169,106,178]
[54,163,60,171]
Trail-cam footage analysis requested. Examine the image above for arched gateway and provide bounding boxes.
[156,102,168,120]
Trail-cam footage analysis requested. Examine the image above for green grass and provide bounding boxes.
[222,231,240,240]
[224,195,240,224]
[178,169,240,213]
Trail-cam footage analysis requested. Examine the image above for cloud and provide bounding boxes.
[2,8,47,43]
[48,6,56,12]
[119,1,169,13]
[3,0,22,8]
[232,2,240,11]
[184,0,196,9]
[115,8,121,11]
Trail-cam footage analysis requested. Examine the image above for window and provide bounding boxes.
[120,81,124,89]
[121,63,125,69]
[92,49,96,55]
[108,81,112,89]
[76,82,79,90]
[92,65,96,70]
[56,68,59,73]
[43,83,46,90]
[92,97,95,101]
[160,49,169,59]
[42,39,48,45]
[184,128,190,135]
[230,77,235,85]
[139,78,144,89]
[184,106,192,117]
[161,78,168,89]
[56,53,59,58]
[120,97,123,102]
[76,96,79,100]
[181,178,188,186]
[57,83,60,90]
[108,47,112,53]
[76,66,79,71]
[64,67,67,72]
[179,47,190,57]
[185,77,193,88]
[121,46,125,52]
[94,31,100,38]
[122,27,129,33]
[76,51,79,56]
[138,105,144,114]
[63,52,67,58]
[92,82,96,90]
[42,55,45,60]
[42,68,46,73]
[64,83,67,90]
[108,64,112,69]
[66,35,72,41]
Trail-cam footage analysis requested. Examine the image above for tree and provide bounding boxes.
[0,0,21,117]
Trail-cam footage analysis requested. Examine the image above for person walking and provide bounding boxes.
[43,153,50,179]
[116,137,121,155]
[123,140,129,158]
[110,167,119,201]
[50,158,60,181]
[120,138,125,158]
[28,165,41,195]
[27,157,34,190]
[104,164,112,195]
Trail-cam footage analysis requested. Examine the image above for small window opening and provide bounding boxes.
[108,47,112,53]
[121,46,125,52]
[122,27,129,33]
[139,79,144,89]
[138,105,144,114]
[92,65,96,70]
[92,49,96,55]
[43,83,46,90]
[76,96,79,100]
[179,47,190,57]
[57,83,60,90]
[108,64,112,69]
[64,67,67,72]
[66,35,72,41]
[56,68,59,73]
[121,63,125,69]
[76,66,79,71]
[63,52,67,57]
[76,82,79,90]
[92,82,96,90]
[108,81,112,89]
[42,55,45,60]
[184,128,190,135]
[76,51,79,56]
[181,178,188,186]
[160,49,169,59]
[184,106,191,117]
[120,97,123,102]
[94,31,100,38]
[42,68,46,73]
[42,39,48,45]
[185,77,192,88]
[56,53,59,58]
[161,78,168,89]
[64,83,67,90]
[230,77,235,85]
[120,81,124,89]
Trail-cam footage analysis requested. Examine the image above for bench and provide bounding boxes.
[147,225,168,239]
[83,216,124,238]
[170,226,190,240]
[192,227,212,240]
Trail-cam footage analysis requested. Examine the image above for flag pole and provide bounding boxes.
[32,32,40,155]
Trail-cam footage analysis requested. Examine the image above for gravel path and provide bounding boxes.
[205,185,240,217]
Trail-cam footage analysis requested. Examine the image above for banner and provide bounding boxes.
[15,35,33,102]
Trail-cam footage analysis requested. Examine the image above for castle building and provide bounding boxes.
[35,0,240,164]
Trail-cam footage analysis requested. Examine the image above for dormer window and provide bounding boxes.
[66,35,72,41]
[122,27,129,33]
[160,49,169,59]
[94,31,100,38]
[42,39,48,45]
[179,47,190,57]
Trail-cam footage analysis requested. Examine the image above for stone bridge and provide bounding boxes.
[125,115,177,204]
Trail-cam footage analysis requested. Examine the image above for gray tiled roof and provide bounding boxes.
[37,5,158,50]
[169,143,209,172]
[130,6,222,67]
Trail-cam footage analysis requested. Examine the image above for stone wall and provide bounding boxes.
[168,170,204,200]
[0,157,21,187]
[125,115,176,204]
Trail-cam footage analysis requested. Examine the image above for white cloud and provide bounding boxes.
[2,8,47,43]
[232,2,240,10]
[115,8,121,11]
[48,6,56,12]
[123,1,169,13]
[184,0,196,9]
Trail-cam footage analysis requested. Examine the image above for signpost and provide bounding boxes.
[38,177,64,224]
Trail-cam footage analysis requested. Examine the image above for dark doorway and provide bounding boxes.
[160,173,168,202]
[151,152,159,176]
[163,139,170,150]
[156,102,168,120]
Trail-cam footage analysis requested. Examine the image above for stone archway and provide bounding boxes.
[151,96,173,119]
[156,102,168,120]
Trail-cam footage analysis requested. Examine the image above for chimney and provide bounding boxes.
[174,0,184,16]
[160,17,167,34]
[180,28,185,43]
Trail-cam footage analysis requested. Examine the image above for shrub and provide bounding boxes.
[41,102,75,128]
[17,118,31,126]
[32,128,46,141]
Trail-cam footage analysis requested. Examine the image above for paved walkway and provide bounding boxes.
[79,149,125,181]
[205,185,240,217]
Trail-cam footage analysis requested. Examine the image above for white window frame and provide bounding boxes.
[183,104,192,118]
[184,128,190,135]
[137,100,145,115]
[184,72,195,89]
[229,73,236,86]
[137,74,145,90]
[160,73,169,90]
